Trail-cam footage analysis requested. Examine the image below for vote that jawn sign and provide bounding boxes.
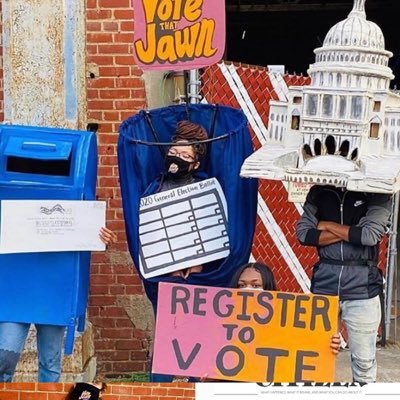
[133,0,225,70]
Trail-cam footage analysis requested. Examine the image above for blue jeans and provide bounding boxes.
[341,295,381,383]
[0,322,65,382]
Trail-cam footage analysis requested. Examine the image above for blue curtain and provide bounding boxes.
[118,104,258,309]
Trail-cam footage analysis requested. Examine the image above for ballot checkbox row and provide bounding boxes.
[144,238,229,271]
[140,203,221,225]
[139,212,226,235]
[141,229,229,258]
[141,224,228,248]
[154,194,218,219]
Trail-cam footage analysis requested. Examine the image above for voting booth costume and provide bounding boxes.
[0,124,97,354]
[118,104,258,309]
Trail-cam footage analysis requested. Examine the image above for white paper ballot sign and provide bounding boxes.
[195,383,400,400]
[139,178,230,278]
[0,200,106,253]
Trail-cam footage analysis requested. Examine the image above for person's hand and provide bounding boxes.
[99,227,117,247]
[170,270,185,278]
[183,265,203,279]
[330,333,341,355]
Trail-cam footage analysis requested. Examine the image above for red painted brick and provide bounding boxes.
[111,385,133,395]
[167,389,186,397]
[113,33,134,43]
[99,0,131,8]
[20,393,47,400]
[99,89,131,99]
[109,285,125,295]
[99,66,131,76]
[113,361,146,372]
[87,9,112,20]
[47,394,67,400]
[87,88,99,99]
[99,155,118,166]
[152,388,168,396]
[103,21,120,31]
[93,339,115,350]
[6,384,35,391]
[89,284,110,295]
[115,99,144,109]
[0,393,19,400]
[87,32,114,43]
[87,21,102,31]
[87,55,115,65]
[91,274,116,285]
[87,44,98,55]
[125,286,144,295]
[114,55,135,66]
[120,21,134,31]
[98,44,131,54]
[87,99,115,110]
[115,77,143,88]
[115,319,133,328]
[184,389,196,397]
[130,350,148,360]
[100,306,127,317]
[87,110,103,119]
[113,9,135,19]
[102,329,133,339]
[86,0,98,8]
[89,295,116,306]
[97,350,131,361]
[115,339,143,350]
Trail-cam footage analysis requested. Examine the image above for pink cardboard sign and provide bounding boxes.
[132,0,226,70]
[152,283,338,382]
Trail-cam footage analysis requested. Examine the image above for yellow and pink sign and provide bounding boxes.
[153,283,339,382]
[133,0,225,70]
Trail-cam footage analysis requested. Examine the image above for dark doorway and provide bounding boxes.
[226,1,400,88]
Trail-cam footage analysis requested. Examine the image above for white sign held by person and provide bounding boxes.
[0,200,106,253]
[139,178,229,278]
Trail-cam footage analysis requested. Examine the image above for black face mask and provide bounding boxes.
[165,155,195,179]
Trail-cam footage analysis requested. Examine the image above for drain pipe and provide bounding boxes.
[188,69,201,104]
[385,192,399,341]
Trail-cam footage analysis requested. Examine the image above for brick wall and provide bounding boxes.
[86,0,148,374]
[0,383,196,400]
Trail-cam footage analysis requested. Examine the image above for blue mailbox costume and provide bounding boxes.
[0,125,97,374]
[118,104,258,309]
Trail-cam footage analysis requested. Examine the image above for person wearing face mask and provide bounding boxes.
[230,262,341,355]
[146,120,208,279]
[158,120,207,192]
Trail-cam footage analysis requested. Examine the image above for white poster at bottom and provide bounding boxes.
[195,383,400,400]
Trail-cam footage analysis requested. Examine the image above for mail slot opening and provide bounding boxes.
[6,155,72,176]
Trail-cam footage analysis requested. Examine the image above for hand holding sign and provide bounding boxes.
[153,283,339,382]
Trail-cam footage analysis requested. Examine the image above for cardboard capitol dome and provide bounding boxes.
[241,0,400,194]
